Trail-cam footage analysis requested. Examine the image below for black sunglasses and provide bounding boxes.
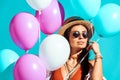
[72,31,88,38]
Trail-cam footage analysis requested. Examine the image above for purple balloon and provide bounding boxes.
[10,12,40,50]
[14,54,46,80]
[58,1,65,24]
[36,0,62,34]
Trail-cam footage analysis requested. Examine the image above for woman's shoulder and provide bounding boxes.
[87,60,106,80]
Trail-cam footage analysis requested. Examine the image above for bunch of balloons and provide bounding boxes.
[8,0,70,80]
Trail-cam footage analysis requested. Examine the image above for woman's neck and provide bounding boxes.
[69,48,82,60]
[65,49,82,72]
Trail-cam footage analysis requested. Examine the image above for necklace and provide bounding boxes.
[64,62,78,80]
[64,63,71,80]
[64,50,90,80]
[65,62,71,73]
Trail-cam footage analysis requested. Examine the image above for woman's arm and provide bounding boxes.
[89,42,103,80]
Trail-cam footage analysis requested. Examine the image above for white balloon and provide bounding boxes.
[26,0,52,10]
[39,34,70,71]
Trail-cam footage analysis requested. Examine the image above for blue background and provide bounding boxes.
[0,0,120,80]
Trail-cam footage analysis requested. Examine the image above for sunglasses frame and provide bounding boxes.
[72,31,88,38]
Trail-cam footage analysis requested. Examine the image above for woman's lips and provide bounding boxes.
[77,41,85,45]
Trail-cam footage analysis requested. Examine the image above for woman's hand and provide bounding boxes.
[87,41,101,55]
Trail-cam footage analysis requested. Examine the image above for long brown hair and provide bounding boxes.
[63,25,90,80]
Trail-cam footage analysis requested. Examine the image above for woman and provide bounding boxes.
[50,16,103,80]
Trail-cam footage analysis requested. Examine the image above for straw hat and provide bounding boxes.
[58,16,94,39]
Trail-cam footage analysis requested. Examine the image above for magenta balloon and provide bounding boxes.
[58,1,65,23]
[14,54,46,80]
[36,0,62,34]
[10,12,40,50]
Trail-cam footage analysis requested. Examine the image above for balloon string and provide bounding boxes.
[39,32,41,44]
[38,10,42,15]
[96,36,101,43]
[25,50,29,54]
[36,10,42,44]
[38,15,41,44]
[96,38,100,42]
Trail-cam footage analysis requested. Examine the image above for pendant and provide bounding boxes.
[64,75,70,80]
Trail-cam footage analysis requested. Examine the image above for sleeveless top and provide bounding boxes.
[50,66,82,80]
[49,64,105,80]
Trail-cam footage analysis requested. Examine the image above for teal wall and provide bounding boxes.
[0,0,120,80]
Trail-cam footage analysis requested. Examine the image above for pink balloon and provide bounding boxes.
[10,12,40,50]
[36,0,62,34]
[14,54,46,80]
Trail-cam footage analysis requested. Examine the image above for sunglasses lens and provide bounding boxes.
[73,31,80,38]
[73,31,88,38]
[82,32,88,38]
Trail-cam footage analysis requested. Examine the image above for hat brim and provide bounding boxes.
[58,20,93,38]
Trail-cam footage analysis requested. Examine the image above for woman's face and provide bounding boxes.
[69,25,88,50]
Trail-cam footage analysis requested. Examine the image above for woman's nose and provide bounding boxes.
[78,34,84,39]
